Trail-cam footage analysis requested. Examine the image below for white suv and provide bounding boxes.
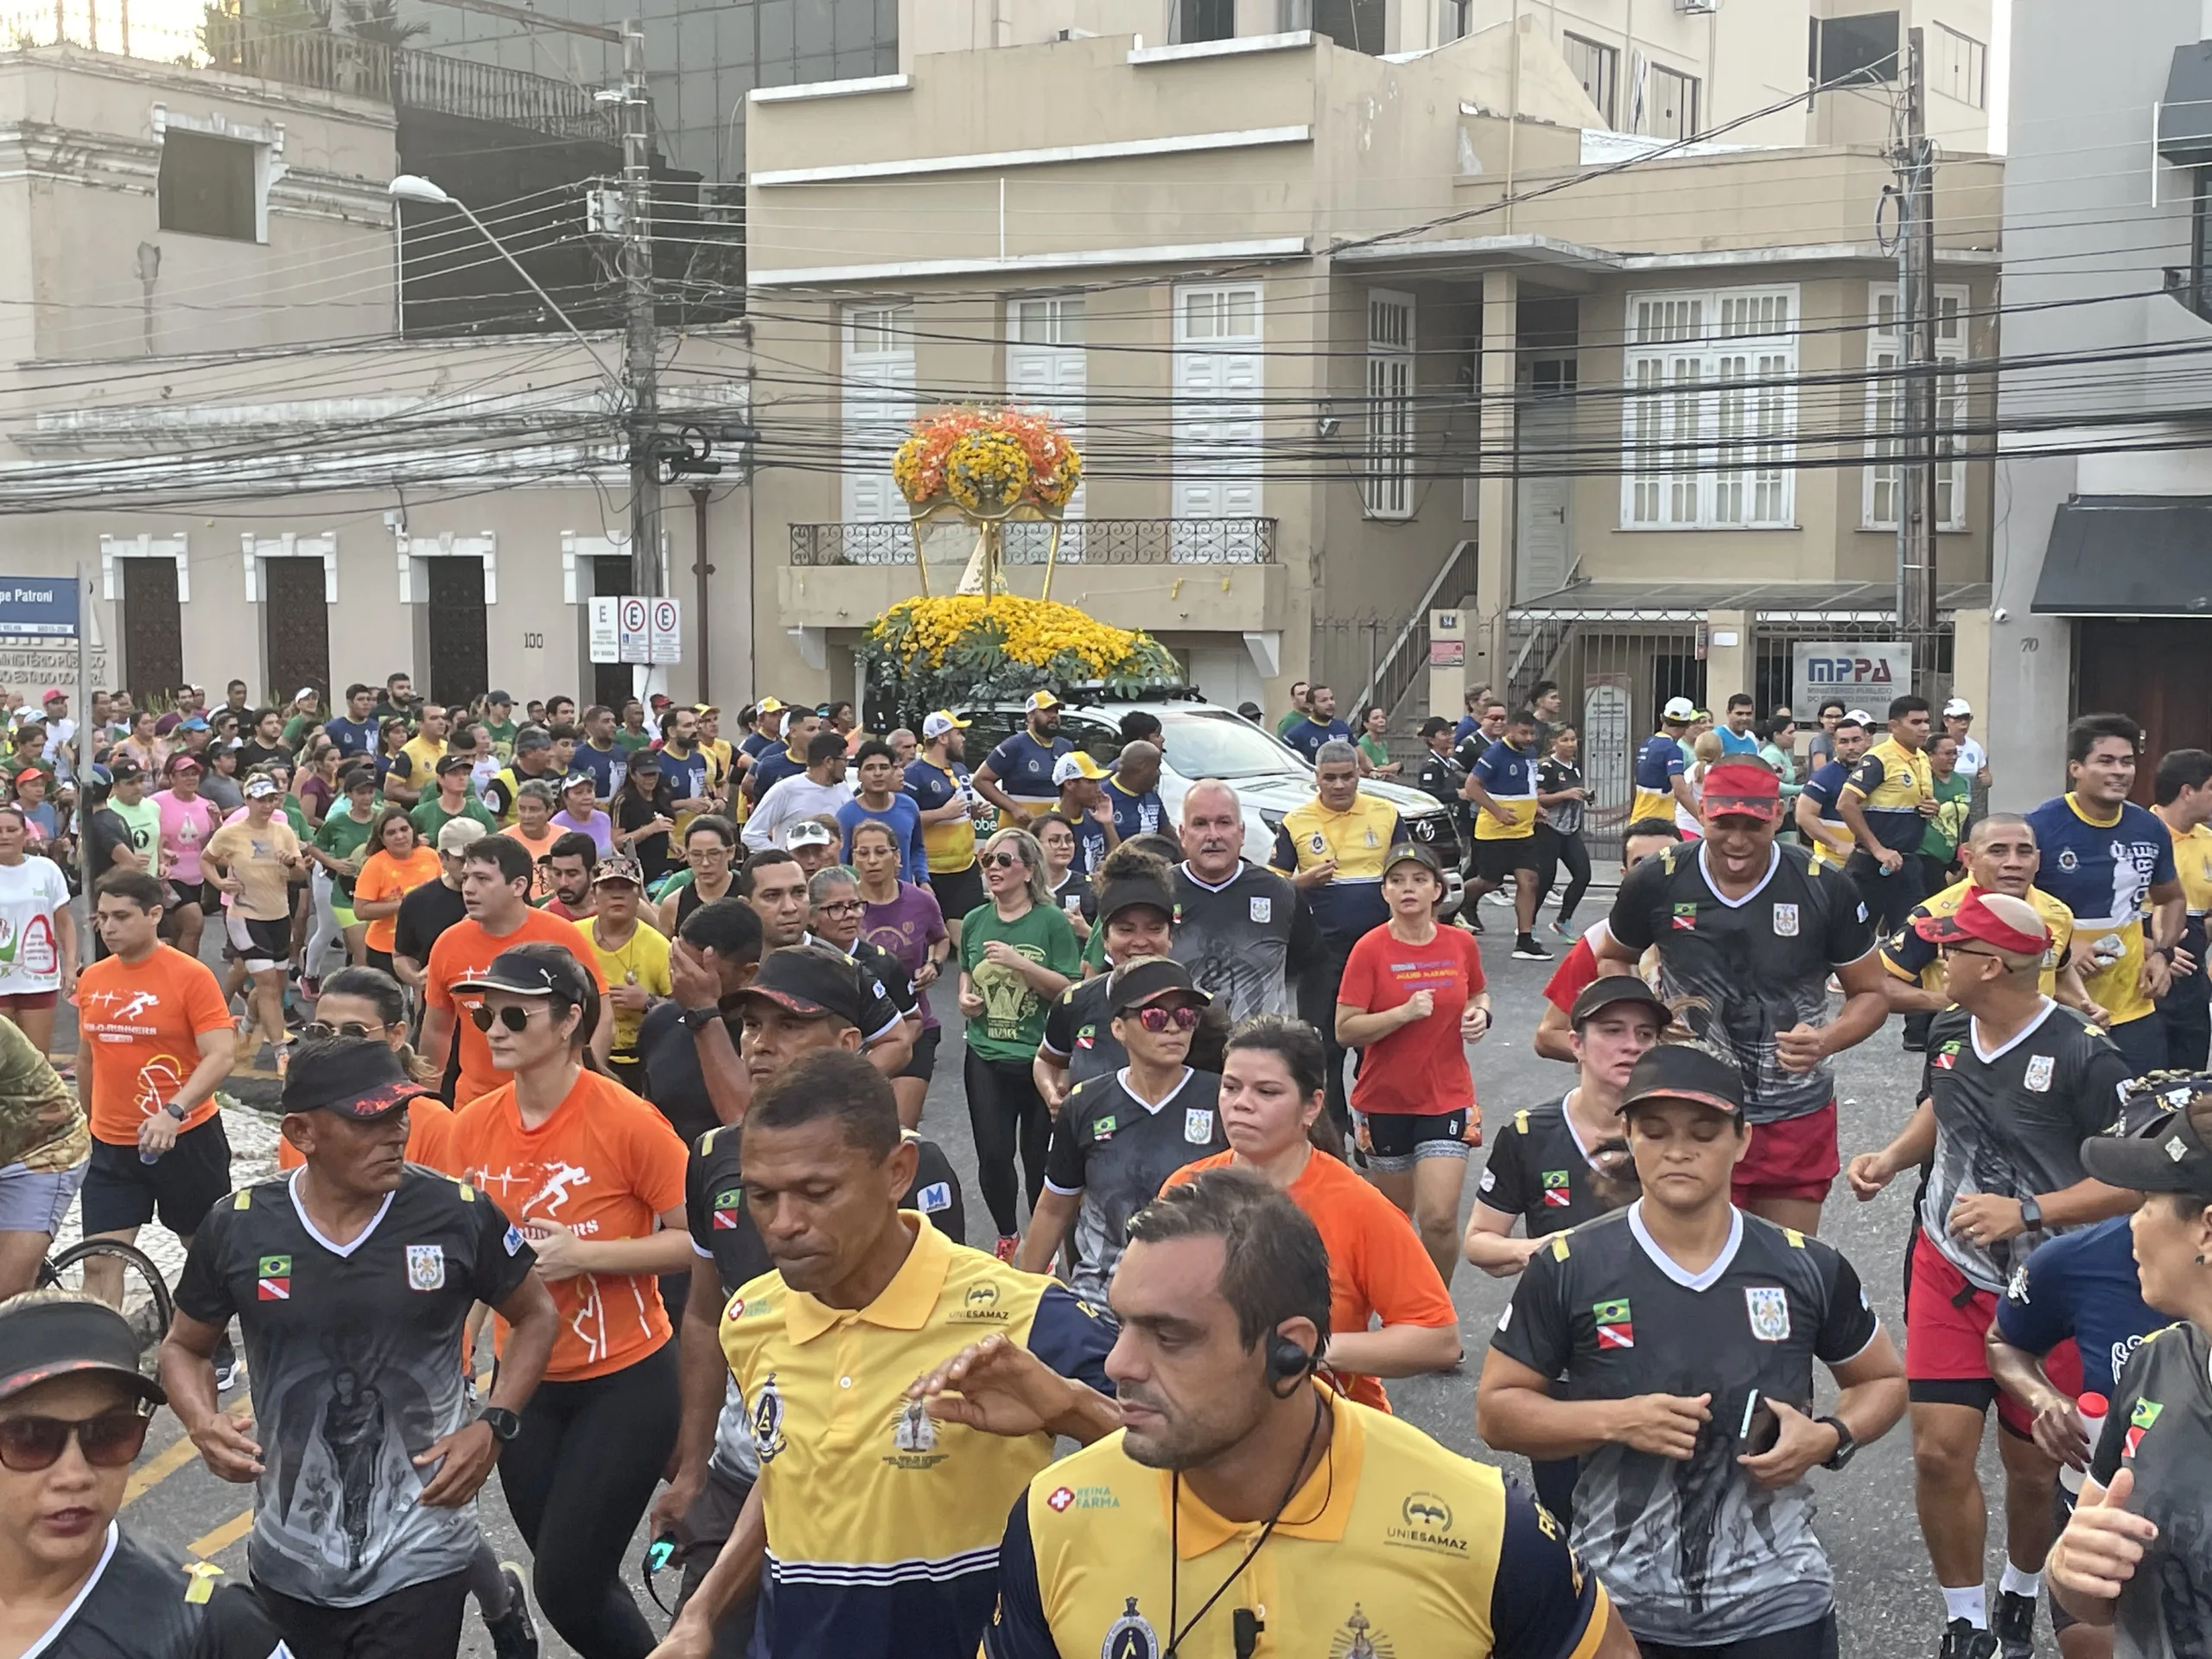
[954,695,1465,915]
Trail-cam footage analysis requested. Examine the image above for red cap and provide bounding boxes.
[39,688,63,703]
[1913,887,2050,957]
[1700,760,1781,819]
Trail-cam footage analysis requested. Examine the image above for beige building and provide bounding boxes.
[745,15,1999,811]
[0,37,751,715]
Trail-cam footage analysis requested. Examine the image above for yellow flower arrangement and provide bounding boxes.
[944,429,1032,515]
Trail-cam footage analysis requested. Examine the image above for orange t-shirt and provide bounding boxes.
[354,845,442,954]
[74,946,233,1147]
[425,910,608,1109]
[276,1092,457,1173]
[1165,1149,1459,1413]
[507,825,560,899]
[446,1067,687,1380]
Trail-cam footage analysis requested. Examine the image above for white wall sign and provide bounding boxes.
[1791,642,1911,716]
[587,598,621,664]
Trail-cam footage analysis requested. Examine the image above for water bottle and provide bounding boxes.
[2062,1392,2109,1494]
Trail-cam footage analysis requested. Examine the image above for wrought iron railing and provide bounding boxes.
[789,518,1277,568]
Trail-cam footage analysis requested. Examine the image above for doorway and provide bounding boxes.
[423,559,488,709]
[2077,619,2212,804]
[262,558,330,705]
[119,559,183,701]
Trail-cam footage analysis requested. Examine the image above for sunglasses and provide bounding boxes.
[983,851,1026,869]
[470,1002,547,1033]
[1130,1004,1202,1033]
[303,1020,387,1040]
[0,1407,152,1472]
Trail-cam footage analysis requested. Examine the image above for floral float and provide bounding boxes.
[867,410,1176,721]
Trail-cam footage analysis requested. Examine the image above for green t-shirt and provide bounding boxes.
[109,796,162,868]
[410,795,499,841]
[1357,734,1391,770]
[613,727,655,754]
[1082,921,1108,974]
[314,807,378,901]
[483,719,519,760]
[1274,709,1306,738]
[1918,771,1974,862]
[959,900,1080,1062]
[652,866,695,903]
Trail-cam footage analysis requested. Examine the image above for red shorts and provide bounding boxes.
[1731,1101,1840,1205]
[1904,1230,2084,1436]
[0,991,57,1012]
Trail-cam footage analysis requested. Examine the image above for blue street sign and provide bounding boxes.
[0,580,78,638]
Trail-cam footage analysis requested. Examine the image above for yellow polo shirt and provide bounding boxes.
[1881,878,2076,1000]
[985,1383,1611,1658]
[721,1212,1114,1657]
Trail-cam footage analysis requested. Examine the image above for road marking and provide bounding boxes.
[187,1508,255,1559]
[124,1395,253,1508]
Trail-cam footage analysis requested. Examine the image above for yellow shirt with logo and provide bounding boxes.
[984,1384,1610,1659]
[720,1213,1115,1656]
[398,734,445,793]
[571,918,672,1058]
[2167,820,2212,917]
[1881,878,2076,1001]
[1268,793,1401,943]
[1841,736,1934,856]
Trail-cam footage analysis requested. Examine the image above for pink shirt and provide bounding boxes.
[152,789,222,884]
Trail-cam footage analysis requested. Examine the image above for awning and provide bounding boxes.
[1510,578,1989,622]
[2159,43,2212,165]
[2033,496,2212,615]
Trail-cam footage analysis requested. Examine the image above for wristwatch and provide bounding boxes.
[476,1406,522,1443]
[162,1100,188,1122]
[678,1005,721,1033]
[1818,1415,1858,1471]
[2018,1195,2045,1232]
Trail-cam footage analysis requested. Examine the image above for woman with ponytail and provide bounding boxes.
[444,941,690,1659]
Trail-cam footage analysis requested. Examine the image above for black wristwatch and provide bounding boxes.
[678,1005,721,1034]
[2018,1195,2044,1232]
[1818,1415,1858,1471]
[476,1406,522,1443]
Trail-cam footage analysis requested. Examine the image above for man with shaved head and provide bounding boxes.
[1173,779,1318,1024]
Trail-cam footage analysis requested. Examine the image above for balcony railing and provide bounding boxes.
[790,518,1277,567]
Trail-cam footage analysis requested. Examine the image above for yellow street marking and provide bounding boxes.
[124,1395,253,1508]
[187,1508,255,1558]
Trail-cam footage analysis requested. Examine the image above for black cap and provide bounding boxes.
[0,1295,164,1406]
[2081,1073,2212,1198]
[435,753,474,776]
[1570,975,1671,1032]
[451,947,593,1000]
[1382,841,1441,879]
[107,759,143,783]
[280,1039,421,1122]
[1096,875,1174,927]
[487,690,514,705]
[1618,1045,1746,1119]
[1108,957,1211,1015]
[628,749,663,771]
[731,946,870,1026]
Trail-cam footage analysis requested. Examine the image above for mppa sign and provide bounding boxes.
[0,581,79,639]
[1791,641,1910,715]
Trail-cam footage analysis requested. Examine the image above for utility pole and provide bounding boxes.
[620,18,660,599]
[1894,26,1941,700]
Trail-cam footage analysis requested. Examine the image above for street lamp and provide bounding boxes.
[386,174,622,393]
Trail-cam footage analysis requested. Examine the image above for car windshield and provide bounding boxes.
[1154,710,1305,781]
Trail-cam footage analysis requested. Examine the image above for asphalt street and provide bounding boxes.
[103,898,2017,1659]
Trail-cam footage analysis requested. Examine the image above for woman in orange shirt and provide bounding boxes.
[1165,1015,1461,1411]
[276,966,454,1172]
[444,942,690,1659]
[352,808,442,979]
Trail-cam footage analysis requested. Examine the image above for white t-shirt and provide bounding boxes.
[1956,736,1988,778]
[0,856,70,993]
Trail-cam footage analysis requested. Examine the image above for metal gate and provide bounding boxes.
[1503,610,1709,868]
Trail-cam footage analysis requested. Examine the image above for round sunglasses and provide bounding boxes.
[1128,1003,1202,1033]
[469,1002,547,1033]
[0,1407,152,1473]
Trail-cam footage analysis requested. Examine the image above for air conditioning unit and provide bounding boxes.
[1676,0,1719,11]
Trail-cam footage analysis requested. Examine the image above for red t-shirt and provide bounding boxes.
[1541,932,1603,1014]
[1338,922,1485,1117]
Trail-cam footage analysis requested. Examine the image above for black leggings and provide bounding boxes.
[963,1047,1050,1236]
[499,1338,680,1659]
[1634,1611,1837,1659]
[1532,826,1592,925]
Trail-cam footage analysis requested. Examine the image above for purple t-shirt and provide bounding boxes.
[551,809,616,856]
[861,881,948,1030]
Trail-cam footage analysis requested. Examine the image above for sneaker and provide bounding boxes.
[1483,889,1512,908]
[300,975,321,1000]
[484,1565,538,1659]
[1993,1590,2037,1659]
[994,1235,1020,1262]
[1512,934,1553,962]
[1551,918,1580,938]
[213,1334,242,1394]
[1938,1619,1999,1659]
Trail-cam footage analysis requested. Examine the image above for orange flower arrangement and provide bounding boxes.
[894,405,1081,514]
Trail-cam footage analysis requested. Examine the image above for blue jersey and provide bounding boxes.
[324,715,377,759]
[1452,713,1481,744]
[982,731,1070,801]
[837,794,928,884]
[1283,717,1352,764]
[1101,779,1164,843]
[905,757,980,875]
[1070,814,1109,879]
[741,730,776,760]
[573,740,625,799]
[1629,731,1686,822]
[745,747,806,804]
[659,747,713,805]
[1995,1216,2171,1398]
[2026,793,2178,1027]
[1717,728,1764,757]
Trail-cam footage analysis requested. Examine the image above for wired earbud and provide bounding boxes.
[1264,1330,1317,1398]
